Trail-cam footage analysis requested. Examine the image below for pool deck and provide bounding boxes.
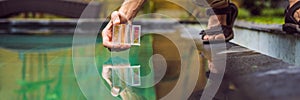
[224,42,299,100]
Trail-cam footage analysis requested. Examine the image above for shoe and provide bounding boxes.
[283,1,300,34]
[200,3,238,44]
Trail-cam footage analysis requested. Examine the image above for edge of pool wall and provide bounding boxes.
[232,20,300,66]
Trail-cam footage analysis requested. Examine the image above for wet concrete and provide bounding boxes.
[225,43,300,100]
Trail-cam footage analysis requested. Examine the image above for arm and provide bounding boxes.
[102,0,146,49]
[119,0,145,23]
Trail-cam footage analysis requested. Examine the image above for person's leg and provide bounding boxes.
[203,0,229,41]
[283,0,300,33]
[200,0,235,72]
[290,0,300,21]
[201,1,233,99]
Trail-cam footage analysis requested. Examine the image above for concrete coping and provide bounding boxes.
[234,20,300,37]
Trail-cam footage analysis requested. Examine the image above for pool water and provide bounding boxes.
[0,36,86,100]
[0,29,207,100]
[0,34,156,100]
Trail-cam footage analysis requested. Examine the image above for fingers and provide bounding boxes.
[111,11,128,25]
[119,44,131,50]
[102,22,113,48]
[102,11,131,51]
[111,11,121,25]
[110,44,131,52]
[103,32,131,51]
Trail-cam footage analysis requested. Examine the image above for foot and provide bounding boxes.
[290,0,300,21]
[283,0,300,33]
[201,3,237,44]
[203,15,227,41]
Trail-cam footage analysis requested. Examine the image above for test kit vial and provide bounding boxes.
[113,24,141,46]
[109,65,141,87]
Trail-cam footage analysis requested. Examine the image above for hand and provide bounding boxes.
[102,11,131,51]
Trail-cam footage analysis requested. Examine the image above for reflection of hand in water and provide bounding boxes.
[102,59,141,99]
[102,65,141,99]
[102,57,128,97]
[102,65,121,97]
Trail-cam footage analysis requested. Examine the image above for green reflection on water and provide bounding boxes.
[0,34,156,100]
